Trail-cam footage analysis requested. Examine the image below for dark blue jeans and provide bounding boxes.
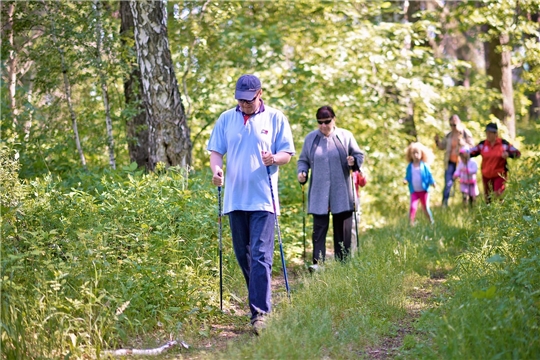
[228,211,275,321]
[443,161,457,201]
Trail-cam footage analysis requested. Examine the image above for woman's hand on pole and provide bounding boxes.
[347,156,355,167]
[298,171,307,184]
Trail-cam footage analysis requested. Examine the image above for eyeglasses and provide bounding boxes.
[238,93,259,105]
[317,119,333,125]
[449,124,457,127]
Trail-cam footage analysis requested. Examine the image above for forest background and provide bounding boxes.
[1,0,540,359]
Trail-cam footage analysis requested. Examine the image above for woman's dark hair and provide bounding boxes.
[316,105,335,119]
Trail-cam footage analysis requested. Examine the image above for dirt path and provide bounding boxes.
[362,278,446,359]
[172,266,303,359]
[173,269,444,359]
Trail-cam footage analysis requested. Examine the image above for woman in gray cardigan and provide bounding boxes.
[297,106,364,268]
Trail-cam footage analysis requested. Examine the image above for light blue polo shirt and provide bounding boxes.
[207,103,295,215]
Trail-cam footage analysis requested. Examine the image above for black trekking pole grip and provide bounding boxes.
[266,166,291,299]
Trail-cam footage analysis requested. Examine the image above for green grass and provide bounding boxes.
[215,209,470,359]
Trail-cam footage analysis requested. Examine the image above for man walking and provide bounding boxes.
[434,114,475,207]
[207,74,295,334]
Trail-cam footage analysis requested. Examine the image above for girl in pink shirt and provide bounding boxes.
[453,147,479,207]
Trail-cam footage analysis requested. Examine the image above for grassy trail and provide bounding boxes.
[168,205,467,359]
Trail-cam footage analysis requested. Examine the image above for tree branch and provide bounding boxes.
[104,340,189,356]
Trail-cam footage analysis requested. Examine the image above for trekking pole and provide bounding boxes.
[218,186,223,310]
[301,180,306,264]
[350,169,360,252]
[266,166,291,300]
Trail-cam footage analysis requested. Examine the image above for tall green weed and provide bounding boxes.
[1,164,237,358]
[412,147,540,359]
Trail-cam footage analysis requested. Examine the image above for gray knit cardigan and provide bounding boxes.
[297,128,364,215]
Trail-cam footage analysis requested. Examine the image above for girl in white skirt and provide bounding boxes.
[453,147,480,207]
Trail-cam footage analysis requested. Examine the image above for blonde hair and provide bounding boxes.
[405,142,434,164]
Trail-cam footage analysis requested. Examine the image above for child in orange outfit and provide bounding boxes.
[469,123,521,203]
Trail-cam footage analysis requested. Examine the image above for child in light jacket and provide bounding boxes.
[403,142,436,225]
[453,147,479,207]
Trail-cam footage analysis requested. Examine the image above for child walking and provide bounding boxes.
[403,142,436,225]
[453,147,479,207]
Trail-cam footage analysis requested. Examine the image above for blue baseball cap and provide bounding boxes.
[235,74,261,100]
[485,122,498,132]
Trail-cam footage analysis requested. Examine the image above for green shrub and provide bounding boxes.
[418,147,540,359]
[1,165,237,358]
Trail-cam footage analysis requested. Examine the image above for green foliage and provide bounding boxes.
[168,0,532,213]
[414,148,540,359]
[6,0,538,183]
[1,164,238,358]
[0,144,26,228]
[4,1,131,177]
[3,1,540,357]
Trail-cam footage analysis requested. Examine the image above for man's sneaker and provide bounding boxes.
[308,264,320,273]
[251,319,266,335]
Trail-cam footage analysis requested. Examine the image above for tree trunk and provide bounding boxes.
[95,0,116,169]
[401,0,417,139]
[484,31,516,139]
[120,0,149,168]
[24,69,35,142]
[2,2,40,140]
[527,12,540,121]
[129,0,192,171]
[484,33,501,103]
[6,2,19,129]
[529,92,540,121]
[499,33,515,139]
[49,3,87,169]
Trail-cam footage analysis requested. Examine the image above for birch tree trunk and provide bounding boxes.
[120,0,149,168]
[94,0,116,169]
[6,2,19,129]
[2,2,41,141]
[129,0,192,171]
[49,3,87,169]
